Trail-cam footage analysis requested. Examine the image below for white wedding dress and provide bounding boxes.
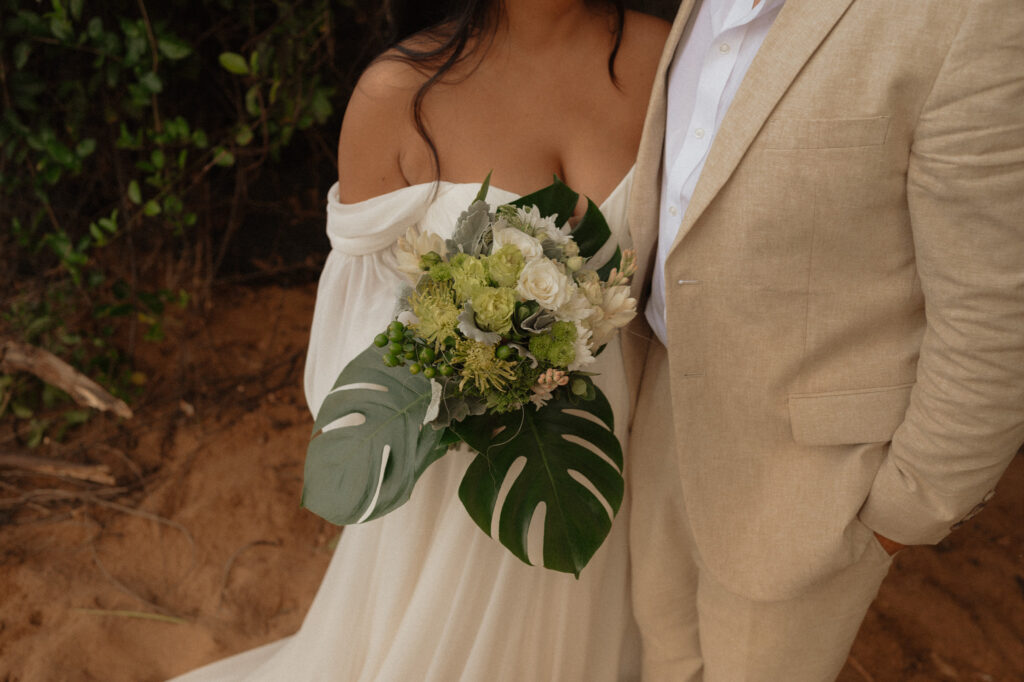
[172,169,640,681]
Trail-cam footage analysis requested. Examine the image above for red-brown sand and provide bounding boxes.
[1,285,1021,681]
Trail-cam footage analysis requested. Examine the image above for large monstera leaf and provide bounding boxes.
[303,344,448,525]
[451,388,624,577]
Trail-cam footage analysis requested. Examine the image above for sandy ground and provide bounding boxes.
[0,284,1021,681]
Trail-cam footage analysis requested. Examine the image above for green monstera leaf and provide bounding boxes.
[303,344,449,525]
[451,387,624,577]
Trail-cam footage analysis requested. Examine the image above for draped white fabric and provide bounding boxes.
[172,170,641,682]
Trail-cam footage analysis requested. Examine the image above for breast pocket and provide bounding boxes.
[762,116,890,150]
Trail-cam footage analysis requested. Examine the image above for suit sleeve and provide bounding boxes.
[858,0,1024,545]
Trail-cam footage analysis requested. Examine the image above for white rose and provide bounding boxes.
[493,226,544,262]
[517,258,573,311]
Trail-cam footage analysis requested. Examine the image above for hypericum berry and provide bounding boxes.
[495,345,514,360]
[403,342,416,354]
[418,347,435,363]
[423,367,437,379]
[389,341,404,354]
[389,321,405,335]
[439,364,455,377]
[443,336,456,348]
[374,334,389,348]
[404,350,417,360]
[409,363,422,375]
[383,353,399,367]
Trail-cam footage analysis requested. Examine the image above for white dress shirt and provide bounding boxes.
[645,0,786,346]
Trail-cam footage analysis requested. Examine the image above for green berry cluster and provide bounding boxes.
[373,321,457,379]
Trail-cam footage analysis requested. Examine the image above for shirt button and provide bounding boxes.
[719,43,731,53]
[694,128,706,139]
[669,205,678,216]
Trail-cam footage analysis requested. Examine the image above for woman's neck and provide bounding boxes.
[496,0,605,50]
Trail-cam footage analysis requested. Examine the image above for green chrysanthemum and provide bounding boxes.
[453,338,517,394]
[450,252,489,304]
[410,280,460,346]
[472,286,516,334]
[486,244,525,287]
[528,320,577,368]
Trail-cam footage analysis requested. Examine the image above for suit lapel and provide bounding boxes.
[666,0,856,255]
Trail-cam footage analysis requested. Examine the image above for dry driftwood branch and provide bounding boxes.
[0,452,116,485]
[0,339,133,419]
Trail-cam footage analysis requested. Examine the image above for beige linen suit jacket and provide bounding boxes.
[625,0,1024,600]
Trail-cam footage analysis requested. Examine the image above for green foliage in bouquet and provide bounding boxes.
[304,176,635,577]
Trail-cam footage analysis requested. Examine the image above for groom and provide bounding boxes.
[623,0,1024,679]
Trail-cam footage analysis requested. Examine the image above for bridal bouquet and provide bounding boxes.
[303,176,637,576]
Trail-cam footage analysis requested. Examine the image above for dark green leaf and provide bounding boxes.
[157,36,191,61]
[510,175,578,227]
[127,180,142,204]
[218,52,249,75]
[138,71,163,94]
[304,344,448,525]
[474,171,492,203]
[571,198,611,259]
[452,388,623,576]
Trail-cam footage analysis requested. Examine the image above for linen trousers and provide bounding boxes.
[628,342,893,682]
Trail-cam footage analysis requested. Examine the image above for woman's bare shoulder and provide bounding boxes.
[335,54,431,203]
[622,10,672,66]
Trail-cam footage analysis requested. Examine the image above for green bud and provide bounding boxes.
[495,345,513,360]
[419,251,443,270]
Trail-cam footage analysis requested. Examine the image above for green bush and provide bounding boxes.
[0,0,385,444]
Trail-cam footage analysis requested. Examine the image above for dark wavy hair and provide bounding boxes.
[384,0,627,180]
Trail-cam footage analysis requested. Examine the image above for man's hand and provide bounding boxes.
[874,532,906,556]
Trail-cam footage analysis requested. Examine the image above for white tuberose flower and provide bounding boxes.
[395,227,447,285]
[587,285,637,348]
[517,258,573,311]
[493,226,544,262]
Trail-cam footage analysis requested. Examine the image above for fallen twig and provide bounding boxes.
[0,453,116,485]
[0,339,133,418]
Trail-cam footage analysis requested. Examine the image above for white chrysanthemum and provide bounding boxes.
[517,258,573,311]
[493,226,544,262]
[568,322,596,372]
[517,205,570,245]
[394,227,447,284]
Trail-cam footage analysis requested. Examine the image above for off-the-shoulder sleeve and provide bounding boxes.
[303,182,435,415]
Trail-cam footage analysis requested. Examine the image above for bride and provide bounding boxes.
[172,1,668,679]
